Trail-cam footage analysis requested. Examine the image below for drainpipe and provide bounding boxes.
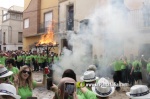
[58,1,61,55]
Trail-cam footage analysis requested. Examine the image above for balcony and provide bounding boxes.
[38,21,58,33]
[59,20,80,33]
[38,20,80,34]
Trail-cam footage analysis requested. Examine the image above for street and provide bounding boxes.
[32,71,54,99]
[32,71,130,99]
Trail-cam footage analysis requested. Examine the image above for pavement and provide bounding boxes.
[32,71,131,99]
[32,71,55,99]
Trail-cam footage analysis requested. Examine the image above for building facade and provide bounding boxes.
[0,7,8,50]
[58,0,150,59]
[0,6,23,51]
[23,0,59,53]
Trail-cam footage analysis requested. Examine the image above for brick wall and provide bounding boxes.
[23,0,41,36]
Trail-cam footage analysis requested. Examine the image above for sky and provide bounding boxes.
[0,0,24,8]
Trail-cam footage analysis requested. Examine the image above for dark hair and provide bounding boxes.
[7,59,15,66]
[62,69,77,81]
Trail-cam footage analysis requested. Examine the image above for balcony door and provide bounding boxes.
[67,5,74,30]
[44,12,52,31]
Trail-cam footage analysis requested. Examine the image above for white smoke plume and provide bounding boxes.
[53,0,147,82]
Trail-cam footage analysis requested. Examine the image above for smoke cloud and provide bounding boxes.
[53,0,149,82]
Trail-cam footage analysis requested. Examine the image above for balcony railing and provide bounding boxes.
[38,21,58,33]
[38,20,80,34]
[59,20,80,33]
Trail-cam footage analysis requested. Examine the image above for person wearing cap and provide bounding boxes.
[14,65,46,99]
[87,65,97,72]
[79,70,98,99]
[6,59,19,83]
[80,71,99,91]
[0,83,21,99]
[0,64,13,84]
[126,85,150,99]
[92,78,115,99]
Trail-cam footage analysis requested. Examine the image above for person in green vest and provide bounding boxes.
[17,53,23,69]
[29,53,34,71]
[6,58,19,83]
[25,54,31,67]
[22,52,26,65]
[54,53,59,63]
[121,56,129,83]
[146,58,150,87]
[130,57,142,85]
[0,53,6,66]
[33,53,39,71]
[37,53,43,70]
[42,53,46,69]
[112,57,122,91]
[47,54,52,65]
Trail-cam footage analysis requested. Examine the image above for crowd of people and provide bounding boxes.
[0,50,150,99]
[0,50,57,99]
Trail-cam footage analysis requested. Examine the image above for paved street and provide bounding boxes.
[32,71,130,99]
[32,71,55,99]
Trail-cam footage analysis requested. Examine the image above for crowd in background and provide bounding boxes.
[0,50,150,99]
[93,54,150,87]
[0,50,59,71]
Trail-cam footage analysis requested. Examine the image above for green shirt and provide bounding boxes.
[147,63,150,73]
[37,55,43,63]
[17,56,23,62]
[25,56,31,64]
[113,61,121,71]
[54,56,59,62]
[77,88,97,99]
[0,56,6,65]
[132,60,142,72]
[120,60,126,70]
[33,55,38,62]
[47,57,52,63]
[7,67,19,82]
[18,81,37,99]
[22,55,26,61]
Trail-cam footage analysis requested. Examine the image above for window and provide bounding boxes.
[44,12,52,28]
[67,5,74,30]
[24,18,29,28]
[18,47,22,50]
[3,47,6,51]
[3,32,5,44]
[18,32,22,43]
[16,14,22,20]
[7,14,10,19]
[2,10,7,21]
[3,15,6,21]
[11,13,16,19]
[143,3,150,27]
